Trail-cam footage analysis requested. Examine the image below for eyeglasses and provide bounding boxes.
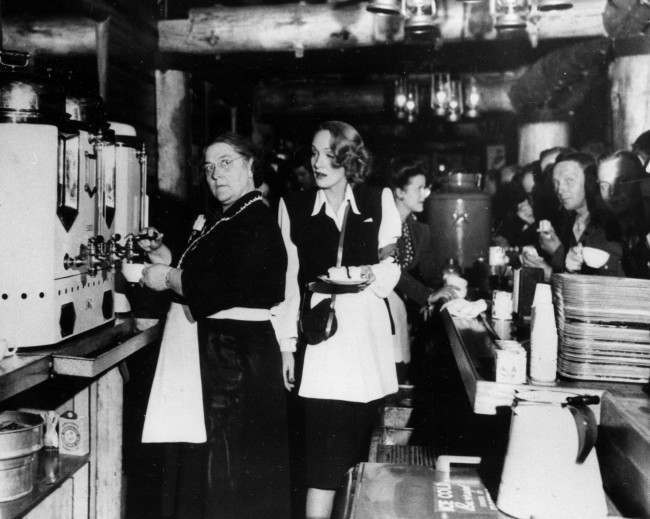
[202,156,245,177]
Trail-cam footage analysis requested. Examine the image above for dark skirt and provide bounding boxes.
[166,319,291,519]
[303,397,382,490]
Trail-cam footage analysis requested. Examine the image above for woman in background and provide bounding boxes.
[388,157,458,380]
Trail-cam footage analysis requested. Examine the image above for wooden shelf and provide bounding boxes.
[52,322,161,378]
[0,322,162,403]
[0,450,88,519]
[0,356,52,403]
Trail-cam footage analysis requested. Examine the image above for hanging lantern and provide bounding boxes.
[446,80,462,122]
[492,0,530,29]
[366,0,403,14]
[394,77,407,112]
[536,0,572,10]
[405,84,419,123]
[431,73,450,117]
[404,0,438,34]
[464,76,480,118]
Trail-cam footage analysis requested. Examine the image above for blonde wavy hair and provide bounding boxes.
[317,121,372,185]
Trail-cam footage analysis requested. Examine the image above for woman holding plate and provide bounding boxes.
[277,121,401,519]
[139,133,290,519]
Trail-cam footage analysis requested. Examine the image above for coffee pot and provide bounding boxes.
[497,389,608,519]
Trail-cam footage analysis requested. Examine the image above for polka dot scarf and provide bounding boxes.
[395,215,415,269]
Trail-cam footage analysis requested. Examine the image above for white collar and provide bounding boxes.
[311,184,361,217]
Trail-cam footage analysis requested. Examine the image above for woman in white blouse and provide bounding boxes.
[276,121,401,519]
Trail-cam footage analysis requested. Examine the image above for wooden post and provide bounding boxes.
[610,50,650,149]
[156,69,190,201]
[518,121,570,165]
[95,368,124,519]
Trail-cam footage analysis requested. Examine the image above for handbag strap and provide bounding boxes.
[330,201,351,309]
[336,201,351,267]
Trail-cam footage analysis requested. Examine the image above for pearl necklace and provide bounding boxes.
[178,194,263,267]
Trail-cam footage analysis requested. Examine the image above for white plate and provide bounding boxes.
[318,275,365,286]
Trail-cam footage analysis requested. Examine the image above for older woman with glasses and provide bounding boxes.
[139,133,290,518]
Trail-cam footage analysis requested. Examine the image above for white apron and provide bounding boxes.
[141,302,206,443]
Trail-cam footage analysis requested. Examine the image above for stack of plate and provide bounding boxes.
[552,273,650,383]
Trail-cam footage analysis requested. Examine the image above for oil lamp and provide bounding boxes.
[404,0,438,34]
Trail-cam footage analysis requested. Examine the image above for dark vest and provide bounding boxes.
[284,185,383,290]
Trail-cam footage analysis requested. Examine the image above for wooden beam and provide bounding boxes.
[2,17,96,56]
[254,72,519,117]
[158,0,607,55]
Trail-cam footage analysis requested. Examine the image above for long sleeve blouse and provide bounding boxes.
[394,216,438,307]
[274,185,402,402]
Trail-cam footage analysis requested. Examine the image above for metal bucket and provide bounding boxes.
[0,411,43,501]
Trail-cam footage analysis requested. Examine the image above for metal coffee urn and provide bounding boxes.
[424,171,491,278]
[108,121,149,314]
[0,57,115,348]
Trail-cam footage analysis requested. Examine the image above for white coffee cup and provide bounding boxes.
[121,262,149,283]
[489,246,508,267]
[582,247,610,269]
[492,290,513,320]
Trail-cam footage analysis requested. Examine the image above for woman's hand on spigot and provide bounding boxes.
[137,227,164,252]
[137,227,172,265]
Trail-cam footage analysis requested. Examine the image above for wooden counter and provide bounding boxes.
[0,321,162,519]
[441,309,650,518]
[441,310,609,416]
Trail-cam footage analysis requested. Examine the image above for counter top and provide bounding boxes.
[441,309,650,518]
[0,321,162,402]
[441,310,612,416]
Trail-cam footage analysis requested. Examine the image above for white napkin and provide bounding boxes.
[442,298,488,318]
[443,273,468,299]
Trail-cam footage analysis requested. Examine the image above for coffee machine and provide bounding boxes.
[0,57,120,348]
[108,121,148,313]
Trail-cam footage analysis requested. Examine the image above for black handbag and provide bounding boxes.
[298,202,350,345]
[299,292,338,345]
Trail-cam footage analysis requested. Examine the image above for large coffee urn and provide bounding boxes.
[109,121,149,313]
[424,173,491,277]
[0,65,115,348]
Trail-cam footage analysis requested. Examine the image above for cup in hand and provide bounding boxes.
[122,262,149,283]
[582,247,609,268]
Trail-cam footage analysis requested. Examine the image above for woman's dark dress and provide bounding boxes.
[169,191,290,519]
